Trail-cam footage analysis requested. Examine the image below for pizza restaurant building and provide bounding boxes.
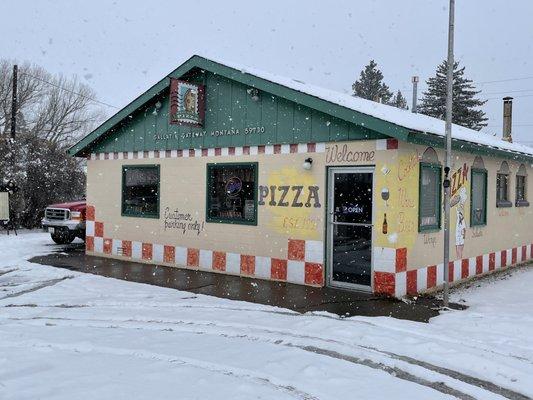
[70,55,533,298]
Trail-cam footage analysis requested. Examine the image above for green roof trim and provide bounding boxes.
[406,131,533,163]
[69,54,533,162]
[69,55,411,157]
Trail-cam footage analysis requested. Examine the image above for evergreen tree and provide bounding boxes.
[352,60,393,104]
[418,60,488,130]
[0,133,86,228]
[390,90,408,110]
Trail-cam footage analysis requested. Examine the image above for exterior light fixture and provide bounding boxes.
[302,157,313,170]
[247,88,260,102]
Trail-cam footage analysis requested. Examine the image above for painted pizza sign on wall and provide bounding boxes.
[169,79,205,126]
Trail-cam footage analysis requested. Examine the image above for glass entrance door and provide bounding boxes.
[327,167,374,290]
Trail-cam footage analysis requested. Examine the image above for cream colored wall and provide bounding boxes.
[87,152,326,259]
[86,140,382,264]
[87,138,532,276]
[398,142,533,269]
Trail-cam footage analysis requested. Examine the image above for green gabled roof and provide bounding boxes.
[68,54,410,157]
[70,54,533,162]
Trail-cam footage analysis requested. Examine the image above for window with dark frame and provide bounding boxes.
[516,164,529,207]
[206,163,257,225]
[496,161,512,208]
[470,168,487,226]
[122,165,160,218]
[418,162,441,231]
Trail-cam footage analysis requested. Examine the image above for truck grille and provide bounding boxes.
[45,208,70,221]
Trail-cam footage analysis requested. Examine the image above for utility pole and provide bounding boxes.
[411,76,419,113]
[442,0,455,308]
[11,65,18,139]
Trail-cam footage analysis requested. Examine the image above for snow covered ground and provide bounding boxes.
[1,232,532,400]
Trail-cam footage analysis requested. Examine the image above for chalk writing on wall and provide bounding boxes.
[163,207,205,236]
[398,151,419,181]
[423,234,437,247]
[375,150,421,251]
[498,209,510,217]
[398,187,415,208]
[471,227,483,238]
[398,211,416,234]
[282,216,319,231]
[325,144,375,164]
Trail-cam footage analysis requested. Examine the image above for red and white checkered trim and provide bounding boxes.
[87,204,530,296]
[86,236,324,287]
[374,245,533,297]
[89,143,326,161]
[373,246,407,297]
[85,211,324,287]
[375,138,399,150]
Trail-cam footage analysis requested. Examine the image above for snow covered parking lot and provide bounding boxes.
[1,232,532,400]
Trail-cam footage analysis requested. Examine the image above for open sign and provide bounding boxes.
[341,204,364,214]
[225,177,242,197]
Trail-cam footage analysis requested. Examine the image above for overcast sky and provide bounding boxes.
[2,0,532,144]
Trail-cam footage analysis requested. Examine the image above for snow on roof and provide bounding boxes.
[202,54,533,157]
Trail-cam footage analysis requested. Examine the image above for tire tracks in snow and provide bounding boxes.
[364,348,530,400]
[5,314,520,400]
[0,268,18,277]
[0,276,73,300]
[292,345,475,400]
[0,339,318,400]
[17,300,526,365]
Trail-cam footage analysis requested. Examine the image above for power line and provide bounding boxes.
[480,88,533,96]
[20,71,119,109]
[482,94,533,100]
[486,123,533,127]
[478,76,533,85]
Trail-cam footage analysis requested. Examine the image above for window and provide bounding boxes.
[516,164,529,207]
[122,165,160,218]
[470,157,487,226]
[419,162,442,231]
[496,161,512,207]
[206,163,258,225]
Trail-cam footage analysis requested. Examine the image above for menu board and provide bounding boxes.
[244,200,255,220]
[0,192,9,221]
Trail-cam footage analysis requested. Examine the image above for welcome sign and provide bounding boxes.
[169,79,205,127]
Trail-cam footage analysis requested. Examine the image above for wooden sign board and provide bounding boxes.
[0,192,9,221]
[169,79,205,127]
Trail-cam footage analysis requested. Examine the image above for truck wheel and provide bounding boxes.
[51,231,76,244]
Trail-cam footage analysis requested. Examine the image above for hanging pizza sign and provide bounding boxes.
[169,79,205,127]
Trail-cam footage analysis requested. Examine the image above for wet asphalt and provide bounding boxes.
[29,243,462,322]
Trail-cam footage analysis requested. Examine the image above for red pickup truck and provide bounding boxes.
[41,200,86,244]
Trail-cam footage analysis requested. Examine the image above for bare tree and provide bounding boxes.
[0,60,106,227]
[0,59,106,146]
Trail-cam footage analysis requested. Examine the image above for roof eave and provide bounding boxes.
[69,55,411,157]
[406,131,533,163]
[68,55,532,162]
